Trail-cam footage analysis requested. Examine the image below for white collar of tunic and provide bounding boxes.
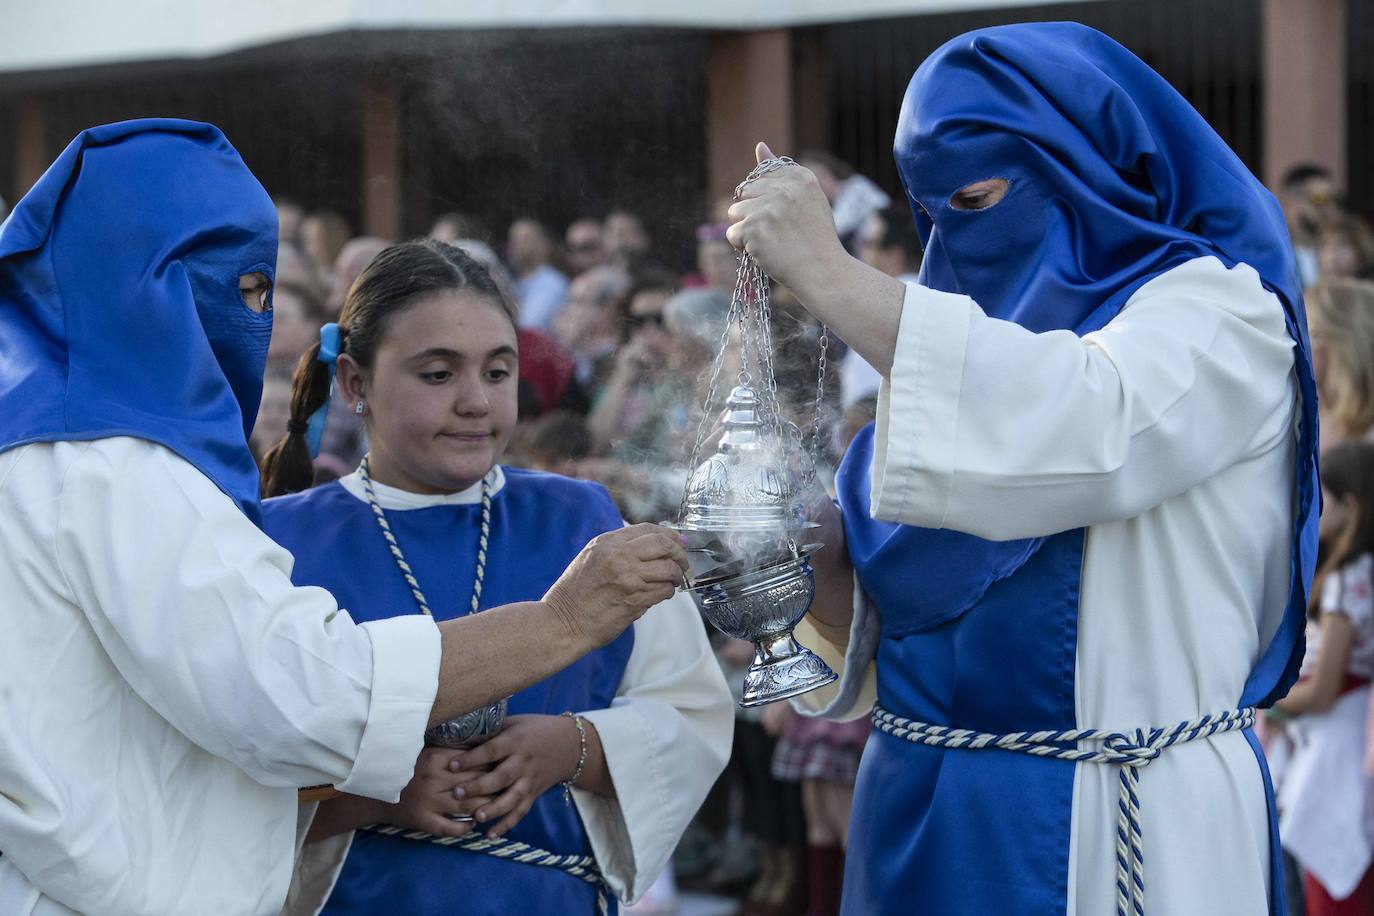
[336,465,506,510]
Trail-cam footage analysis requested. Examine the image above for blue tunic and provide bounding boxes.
[838,21,1317,915]
[263,468,634,915]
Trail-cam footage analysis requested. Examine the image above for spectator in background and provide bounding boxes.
[275,197,305,249]
[276,238,325,299]
[695,222,739,292]
[553,264,630,395]
[328,236,391,316]
[588,271,681,454]
[799,149,890,255]
[1273,441,1374,915]
[576,286,730,523]
[250,364,294,463]
[520,410,594,476]
[565,218,606,277]
[430,211,491,246]
[508,217,570,330]
[840,206,924,410]
[1318,214,1374,280]
[447,238,517,300]
[516,327,584,419]
[1308,278,1374,453]
[604,209,651,268]
[1281,163,1341,286]
[302,209,351,291]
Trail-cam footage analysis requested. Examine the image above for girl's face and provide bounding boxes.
[349,289,519,494]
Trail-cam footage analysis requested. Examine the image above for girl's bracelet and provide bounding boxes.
[561,711,588,805]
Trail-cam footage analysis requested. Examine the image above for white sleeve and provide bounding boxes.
[53,437,440,801]
[571,591,734,904]
[870,256,1298,540]
[1326,555,1374,628]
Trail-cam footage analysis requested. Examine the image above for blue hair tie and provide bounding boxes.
[305,323,342,459]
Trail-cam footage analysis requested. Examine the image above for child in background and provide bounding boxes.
[1274,441,1374,914]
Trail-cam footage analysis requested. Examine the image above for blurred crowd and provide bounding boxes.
[1259,163,1374,916]
[238,154,1374,915]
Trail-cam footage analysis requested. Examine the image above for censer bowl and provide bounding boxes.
[686,554,838,707]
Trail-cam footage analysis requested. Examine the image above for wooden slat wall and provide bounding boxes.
[1347,0,1374,221]
[812,0,1264,202]
[10,63,366,231]
[401,31,710,262]
[0,31,711,265]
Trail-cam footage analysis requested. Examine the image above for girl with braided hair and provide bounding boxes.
[260,239,732,915]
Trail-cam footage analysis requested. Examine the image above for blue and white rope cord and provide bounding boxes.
[362,824,611,915]
[359,458,609,911]
[872,703,1256,916]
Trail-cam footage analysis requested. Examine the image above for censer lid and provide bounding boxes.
[677,384,807,532]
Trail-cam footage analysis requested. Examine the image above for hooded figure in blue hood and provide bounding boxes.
[0,119,688,916]
[727,23,1315,916]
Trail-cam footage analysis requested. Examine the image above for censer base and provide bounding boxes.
[739,632,839,708]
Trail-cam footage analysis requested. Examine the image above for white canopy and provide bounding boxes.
[2,0,1092,74]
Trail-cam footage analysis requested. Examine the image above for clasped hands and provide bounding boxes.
[379,713,591,841]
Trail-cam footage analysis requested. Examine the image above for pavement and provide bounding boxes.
[625,890,739,915]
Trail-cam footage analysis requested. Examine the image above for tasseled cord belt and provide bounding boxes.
[871,703,1257,916]
[360,824,612,914]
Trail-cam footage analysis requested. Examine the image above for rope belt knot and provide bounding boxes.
[872,703,1256,916]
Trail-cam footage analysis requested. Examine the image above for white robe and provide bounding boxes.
[797,255,1298,915]
[0,437,441,915]
[0,439,732,915]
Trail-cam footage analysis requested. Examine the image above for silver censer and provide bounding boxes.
[673,156,838,708]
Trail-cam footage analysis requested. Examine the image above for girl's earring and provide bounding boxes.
[354,400,366,415]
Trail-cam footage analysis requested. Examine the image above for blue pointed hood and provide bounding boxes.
[0,118,277,521]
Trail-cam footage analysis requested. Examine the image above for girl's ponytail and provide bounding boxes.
[260,339,334,498]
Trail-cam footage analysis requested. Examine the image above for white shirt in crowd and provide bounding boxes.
[514,263,570,331]
[0,437,731,915]
[1274,553,1374,900]
[797,256,1299,916]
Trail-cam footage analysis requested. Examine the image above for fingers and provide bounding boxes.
[452,758,522,800]
[625,528,689,574]
[725,197,765,251]
[598,522,667,544]
[643,558,687,586]
[451,730,511,771]
[485,793,538,839]
[474,779,536,837]
[420,811,477,840]
[417,747,462,776]
[756,140,775,163]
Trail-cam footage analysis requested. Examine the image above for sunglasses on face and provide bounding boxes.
[626,313,666,330]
